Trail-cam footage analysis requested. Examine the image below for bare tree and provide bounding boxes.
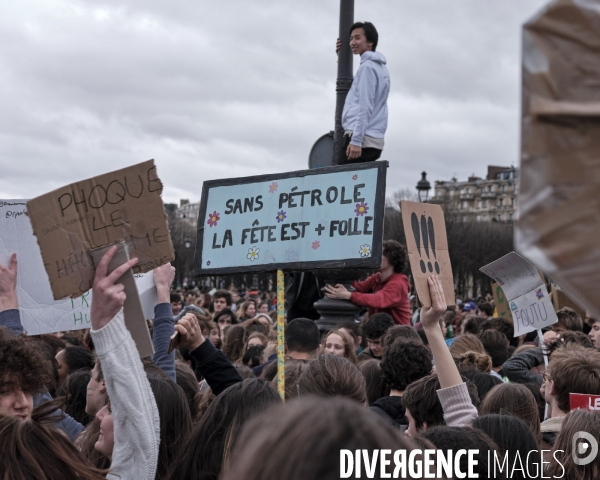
[385,188,418,209]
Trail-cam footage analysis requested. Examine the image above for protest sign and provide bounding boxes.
[570,393,600,412]
[517,0,600,319]
[195,162,387,275]
[400,201,454,307]
[27,160,174,300]
[0,200,158,336]
[480,252,558,336]
[491,282,510,319]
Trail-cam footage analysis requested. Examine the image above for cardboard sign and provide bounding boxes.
[0,200,158,336]
[517,0,600,319]
[27,160,174,300]
[480,252,558,336]
[570,393,600,412]
[195,162,387,275]
[492,282,510,319]
[400,201,454,307]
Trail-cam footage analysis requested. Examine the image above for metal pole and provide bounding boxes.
[333,0,354,166]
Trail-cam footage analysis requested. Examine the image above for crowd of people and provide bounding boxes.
[2,241,600,479]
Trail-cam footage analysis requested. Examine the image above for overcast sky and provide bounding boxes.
[0,0,549,204]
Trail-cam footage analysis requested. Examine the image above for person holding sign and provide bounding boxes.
[324,240,410,325]
[88,246,160,480]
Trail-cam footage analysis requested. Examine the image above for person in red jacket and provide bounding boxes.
[324,240,411,325]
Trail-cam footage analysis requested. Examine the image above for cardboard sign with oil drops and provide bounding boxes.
[400,201,455,307]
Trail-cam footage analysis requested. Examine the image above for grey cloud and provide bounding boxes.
[0,0,548,202]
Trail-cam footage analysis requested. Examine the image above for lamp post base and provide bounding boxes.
[314,269,364,331]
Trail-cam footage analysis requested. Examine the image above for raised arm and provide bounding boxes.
[174,314,242,396]
[0,254,23,336]
[90,246,160,480]
[151,263,176,381]
[420,276,461,388]
[0,254,85,438]
[421,276,477,426]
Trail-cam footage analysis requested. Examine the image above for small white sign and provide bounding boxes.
[480,252,558,336]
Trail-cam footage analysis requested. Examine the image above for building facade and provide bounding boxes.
[176,199,200,228]
[431,166,518,222]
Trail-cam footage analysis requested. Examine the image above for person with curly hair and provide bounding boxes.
[0,327,53,422]
[324,240,411,324]
[370,339,432,428]
[0,254,86,440]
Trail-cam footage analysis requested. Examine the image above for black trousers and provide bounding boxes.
[342,135,382,164]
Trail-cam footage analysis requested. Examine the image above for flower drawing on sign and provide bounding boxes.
[312,240,320,250]
[352,174,358,181]
[355,201,369,216]
[269,182,278,194]
[247,247,260,262]
[276,210,287,223]
[359,245,371,257]
[535,288,544,300]
[207,211,220,228]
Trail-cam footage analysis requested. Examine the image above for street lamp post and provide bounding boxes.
[416,171,431,202]
[313,0,358,330]
[332,0,354,166]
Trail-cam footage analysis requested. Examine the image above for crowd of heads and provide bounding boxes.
[3,266,600,480]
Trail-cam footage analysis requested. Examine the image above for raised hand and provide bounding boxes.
[153,263,176,304]
[420,276,447,331]
[90,246,138,330]
[0,253,18,311]
[173,313,205,352]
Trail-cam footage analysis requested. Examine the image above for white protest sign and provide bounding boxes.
[0,200,158,336]
[480,252,558,336]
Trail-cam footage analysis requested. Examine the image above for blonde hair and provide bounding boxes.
[454,351,492,373]
[449,334,486,357]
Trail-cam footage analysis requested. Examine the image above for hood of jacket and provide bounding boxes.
[360,51,387,66]
[371,396,406,423]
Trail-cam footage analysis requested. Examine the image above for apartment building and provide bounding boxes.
[431,166,518,222]
[176,199,200,228]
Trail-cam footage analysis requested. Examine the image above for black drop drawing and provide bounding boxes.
[428,216,440,274]
[411,213,425,273]
[410,213,440,274]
